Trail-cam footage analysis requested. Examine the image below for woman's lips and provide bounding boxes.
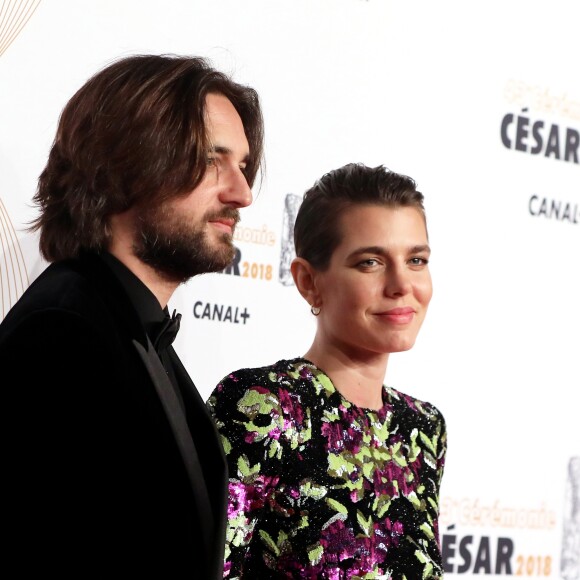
[377,307,415,324]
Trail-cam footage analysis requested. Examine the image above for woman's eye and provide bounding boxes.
[206,157,216,166]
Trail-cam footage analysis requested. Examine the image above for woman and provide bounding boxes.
[207,163,447,579]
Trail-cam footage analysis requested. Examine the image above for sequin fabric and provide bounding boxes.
[207,358,447,579]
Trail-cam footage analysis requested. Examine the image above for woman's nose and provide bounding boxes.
[384,266,412,297]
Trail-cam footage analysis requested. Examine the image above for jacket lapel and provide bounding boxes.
[132,337,215,551]
[167,347,228,579]
[78,253,221,567]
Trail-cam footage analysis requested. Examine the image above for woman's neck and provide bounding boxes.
[304,342,389,411]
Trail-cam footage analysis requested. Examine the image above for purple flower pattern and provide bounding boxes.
[208,358,446,579]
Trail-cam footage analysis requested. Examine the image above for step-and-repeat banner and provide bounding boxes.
[1,1,578,577]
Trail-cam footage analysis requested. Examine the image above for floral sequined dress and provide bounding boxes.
[207,358,447,579]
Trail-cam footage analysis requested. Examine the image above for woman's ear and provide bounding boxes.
[290,258,320,307]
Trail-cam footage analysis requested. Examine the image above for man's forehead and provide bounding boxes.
[205,94,249,157]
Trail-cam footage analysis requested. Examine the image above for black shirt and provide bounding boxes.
[99,252,185,410]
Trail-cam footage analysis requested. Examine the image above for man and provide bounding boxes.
[0,54,264,577]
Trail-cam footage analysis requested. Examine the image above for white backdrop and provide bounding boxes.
[1,1,578,577]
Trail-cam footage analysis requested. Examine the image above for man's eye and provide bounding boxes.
[409,257,429,266]
[359,259,379,267]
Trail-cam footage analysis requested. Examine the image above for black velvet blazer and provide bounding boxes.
[0,252,228,578]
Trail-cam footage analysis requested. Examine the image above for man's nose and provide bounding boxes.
[219,166,253,208]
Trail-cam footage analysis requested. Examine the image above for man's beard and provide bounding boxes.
[133,201,239,283]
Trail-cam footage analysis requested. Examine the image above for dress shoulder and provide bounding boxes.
[384,384,446,424]
[209,357,318,403]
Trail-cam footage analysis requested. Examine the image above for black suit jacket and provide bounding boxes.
[0,253,228,578]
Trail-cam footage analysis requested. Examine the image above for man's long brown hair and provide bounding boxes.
[30,53,264,262]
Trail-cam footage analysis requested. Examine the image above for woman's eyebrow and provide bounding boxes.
[348,244,431,258]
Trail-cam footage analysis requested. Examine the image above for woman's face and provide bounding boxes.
[313,204,432,359]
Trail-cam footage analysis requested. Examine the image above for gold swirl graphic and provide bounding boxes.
[0,197,29,319]
[0,0,42,58]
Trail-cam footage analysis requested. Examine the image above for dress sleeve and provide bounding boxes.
[207,369,284,578]
[433,409,447,553]
[436,411,447,490]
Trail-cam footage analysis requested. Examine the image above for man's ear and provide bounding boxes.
[290,257,320,307]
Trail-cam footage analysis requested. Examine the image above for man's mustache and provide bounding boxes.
[205,208,240,225]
